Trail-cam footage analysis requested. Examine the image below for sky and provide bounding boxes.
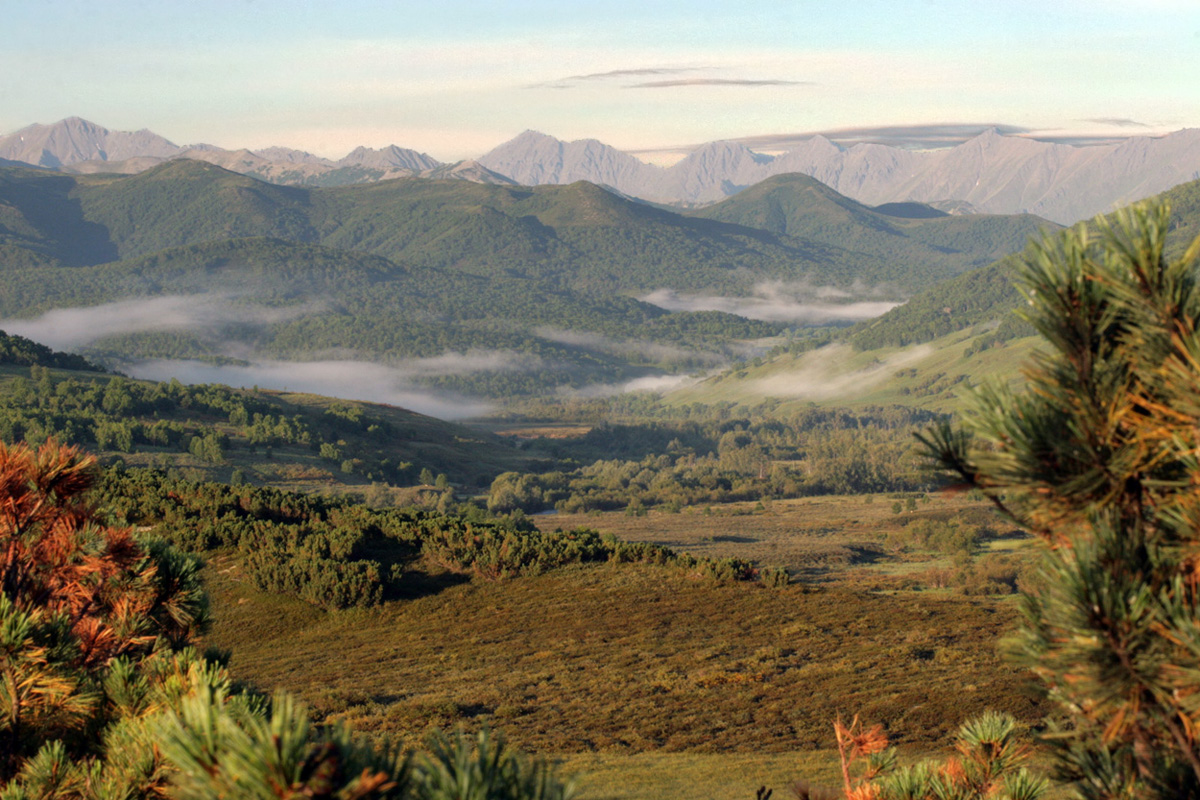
[3,0,1199,161]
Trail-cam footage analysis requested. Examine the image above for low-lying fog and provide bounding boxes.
[1,295,318,351]
[0,288,908,418]
[748,343,933,401]
[641,281,902,323]
[122,357,499,420]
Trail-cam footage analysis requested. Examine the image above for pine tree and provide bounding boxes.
[920,203,1200,798]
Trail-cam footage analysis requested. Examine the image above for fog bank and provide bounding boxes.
[121,357,498,420]
[641,282,902,323]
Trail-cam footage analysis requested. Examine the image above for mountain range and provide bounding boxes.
[2,118,1199,224]
[479,129,1200,224]
[0,156,1052,399]
[0,117,513,188]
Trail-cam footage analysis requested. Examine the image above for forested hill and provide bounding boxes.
[0,358,529,492]
[0,329,105,371]
[3,159,1052,294]
[847,176,1200,351]
[691,172,1056,281]
[0,159,1073,399]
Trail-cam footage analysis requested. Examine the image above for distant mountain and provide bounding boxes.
[479,128,1200,224]
[475,130,654,191]
[0,118,451,189]
[0,117,181,168]
[337,145,440,172]
[7,118,1199,224]
[417,160,516,184]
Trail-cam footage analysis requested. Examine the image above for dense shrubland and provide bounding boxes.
[0,328,105,372]
[97,467,766,611]
[0,364,523,488]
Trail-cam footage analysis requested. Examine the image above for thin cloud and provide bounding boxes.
[122,358,495,419]
[1081,117,1151,128]
[0,295,319,350]
[750,343,933,402]
[732,123,1028,151]
[529,67,701,89]
[563,373,701,399]
[567,67,700,81]
[629,78,808,89]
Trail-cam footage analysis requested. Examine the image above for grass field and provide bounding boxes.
[202,490,1049,800]
[536,490,1035,589]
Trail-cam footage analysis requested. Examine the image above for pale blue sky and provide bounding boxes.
[2,0,1198,160]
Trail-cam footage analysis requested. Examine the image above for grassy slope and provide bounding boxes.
[668,326,1039,414]
[203,489,1047,798]
[205,559,1041,753]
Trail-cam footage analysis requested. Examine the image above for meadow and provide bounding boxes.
[202,491,1048,799]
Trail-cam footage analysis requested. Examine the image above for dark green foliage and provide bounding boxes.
[0,329,104,372]
[0,365,522,489]
[96,468,767,610]
[415,727,576,800]
[848,256,1025,350]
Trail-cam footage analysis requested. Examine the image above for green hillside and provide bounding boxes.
[0,235,782,396]
[847,176,1200,351]
[0,160,1069,400]
[665,325,1040,415]
[691,173,1057,285]
[1,159,1052,296]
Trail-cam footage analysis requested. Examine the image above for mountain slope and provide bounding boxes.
[846,175,1200,351]
[0,117,181,168]
[0,161,910,291]
[72,160,318,259]
[691,173,1057,277]
[0,161,1060,400]
[8,118,1199,224]
[0,118,457,189]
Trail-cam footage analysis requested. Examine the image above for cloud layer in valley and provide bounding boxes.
[748,343,933,402]
[121,357,501,420]
[0,295,318,351]
[563,373,702,400]
[0,299,547,420]
[641,283,902,324]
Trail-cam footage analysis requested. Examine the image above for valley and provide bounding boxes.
[4,110,1200,799]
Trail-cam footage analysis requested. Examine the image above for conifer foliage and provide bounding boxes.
[920,203,1200,798]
